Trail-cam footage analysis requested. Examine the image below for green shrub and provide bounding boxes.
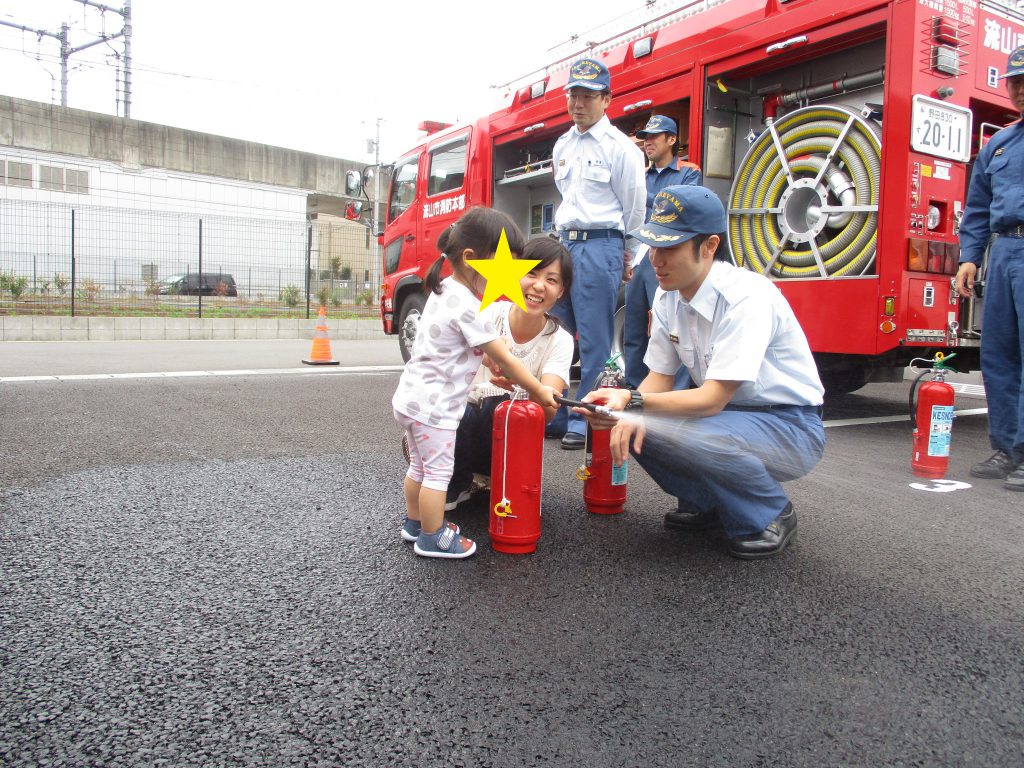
[280,284,301,307]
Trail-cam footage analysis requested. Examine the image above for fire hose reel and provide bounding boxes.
[729,105,882,279]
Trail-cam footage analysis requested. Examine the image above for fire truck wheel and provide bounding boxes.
[397,292,426,363]
[819,367,870,397]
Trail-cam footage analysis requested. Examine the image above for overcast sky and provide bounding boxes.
[1,0,672,163]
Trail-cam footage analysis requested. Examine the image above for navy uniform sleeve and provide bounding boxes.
[959,143,994,265]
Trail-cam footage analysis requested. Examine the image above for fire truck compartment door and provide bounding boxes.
[607,71,693,123]
[704,6,887,78]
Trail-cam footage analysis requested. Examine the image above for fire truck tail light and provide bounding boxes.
[928,241,945,272]
[884,297,895,316]
[932,17,960,46]
[908,239,928,272]
[944,243,960,275]
[932,45,960,76]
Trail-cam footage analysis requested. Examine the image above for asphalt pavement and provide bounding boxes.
[1,339,1021,767]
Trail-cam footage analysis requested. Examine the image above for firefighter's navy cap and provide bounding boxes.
[630,186,727,247]
[1001,44,1024,79]
[564,58,611,91]
[636,115,678,137]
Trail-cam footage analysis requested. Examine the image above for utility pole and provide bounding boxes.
[367,117,383,297]
[74,0,132,118]
[0,0,131,115]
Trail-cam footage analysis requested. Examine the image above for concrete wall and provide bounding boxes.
[0,315,386,342]
[0,95,361,197]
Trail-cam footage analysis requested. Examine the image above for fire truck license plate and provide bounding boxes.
[911,95,972,163]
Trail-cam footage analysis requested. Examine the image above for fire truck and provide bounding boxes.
[375,0,1024,394]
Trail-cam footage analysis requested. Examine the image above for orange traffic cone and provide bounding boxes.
[302,306,340,365]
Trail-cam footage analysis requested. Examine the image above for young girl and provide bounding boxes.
[445,236,574,511]
[392,208,558,559]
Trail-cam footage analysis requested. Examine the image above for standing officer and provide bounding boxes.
[550,57,647,449]
[624,114,702,386]
[956,44,1024,491]
[578,186,825,559]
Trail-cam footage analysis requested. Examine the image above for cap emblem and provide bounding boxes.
[651,192,683,224]
[570,60,601,81]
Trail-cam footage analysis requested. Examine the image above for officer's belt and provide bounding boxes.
[725,404,823,417]
[997,224,1024,239]
[562,229,624,241]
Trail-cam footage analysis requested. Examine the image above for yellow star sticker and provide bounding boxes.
[466,228,540,311]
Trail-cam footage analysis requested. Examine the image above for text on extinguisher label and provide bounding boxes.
[611,461,628,486]
[928,405,955,457]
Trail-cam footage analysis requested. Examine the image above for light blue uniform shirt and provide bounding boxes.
[646,261,824,406]
[553,115,646,253]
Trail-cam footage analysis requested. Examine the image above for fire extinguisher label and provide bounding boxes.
[611,461,628,486]
[928,405,955,457]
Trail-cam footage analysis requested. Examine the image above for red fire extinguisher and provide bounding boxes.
[910,352,957,479]
[489,387,546,554]
[577,355,629,515]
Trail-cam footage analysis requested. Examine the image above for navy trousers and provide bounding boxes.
[551,236,623,436]
[450,396,508,494]
[981,236,1024,462]
[631,405,825,538]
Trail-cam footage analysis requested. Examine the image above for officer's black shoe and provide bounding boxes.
[971,450,1017,479]
[560,432,586,450]
[1004,466,1024,492]
[664,505,721,531]
[728,503,797,560]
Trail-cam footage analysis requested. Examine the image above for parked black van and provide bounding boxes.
[158,273,238,297]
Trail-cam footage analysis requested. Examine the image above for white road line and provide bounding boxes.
[824,407,988,428]
[0,365,406,383]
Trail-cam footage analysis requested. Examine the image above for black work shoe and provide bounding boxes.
[971,450,1017,479]
[728,503,797,560]
[664,505,721,531]
[561,432,586,450]
[1005,466,1024,492]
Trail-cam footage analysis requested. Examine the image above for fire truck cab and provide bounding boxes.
[378,0,1024,394]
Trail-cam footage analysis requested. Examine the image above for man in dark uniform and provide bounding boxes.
[956,43,1024,491]
[624,114,702,386]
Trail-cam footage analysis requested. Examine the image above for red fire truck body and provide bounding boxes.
[378,0,1024,392]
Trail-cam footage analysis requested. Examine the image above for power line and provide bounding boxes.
[0,0,131,116]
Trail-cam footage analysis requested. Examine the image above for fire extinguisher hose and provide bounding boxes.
[908,369,931,430]
[908,353,957,429]
[494,388,527,519]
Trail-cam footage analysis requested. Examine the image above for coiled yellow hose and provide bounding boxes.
[729,105,881,278]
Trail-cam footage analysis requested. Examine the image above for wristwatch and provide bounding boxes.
[625,389,644,411]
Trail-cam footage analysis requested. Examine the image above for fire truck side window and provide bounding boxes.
[427,136,468,197]
[389,156,419,223]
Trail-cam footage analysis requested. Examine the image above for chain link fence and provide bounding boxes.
[0,199,379,318]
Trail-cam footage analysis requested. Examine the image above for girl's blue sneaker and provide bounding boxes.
[400,517,459,543]
[413,525,476,559]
